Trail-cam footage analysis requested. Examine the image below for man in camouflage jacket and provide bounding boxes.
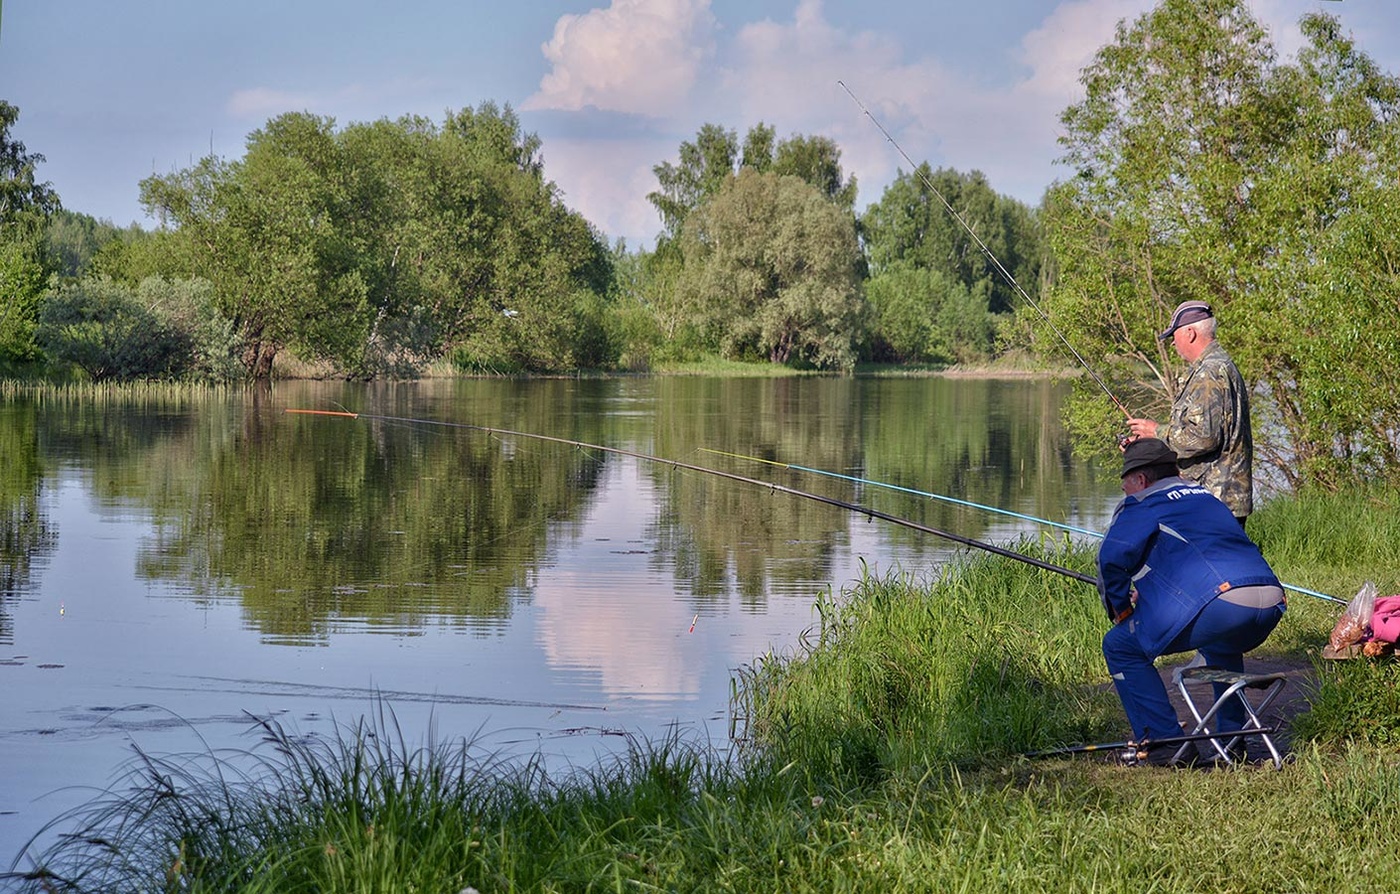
[1127,301,1253,522]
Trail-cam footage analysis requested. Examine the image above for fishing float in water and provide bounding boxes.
[703,447,1343,606]
[284,407,1099,586]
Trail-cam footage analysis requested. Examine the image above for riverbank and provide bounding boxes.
[7,488,1399,892]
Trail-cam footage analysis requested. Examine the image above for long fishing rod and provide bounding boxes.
[838,80,1132,421]
[1024,726,1277,760]
[699,446,1102,537]
[703,446,1345,606]
[285,408,1098,586]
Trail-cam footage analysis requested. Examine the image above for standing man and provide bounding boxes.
[1098,438,1285,767]
[1126,300,1253,523]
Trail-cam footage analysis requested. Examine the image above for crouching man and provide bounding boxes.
[1098,438,1285,766]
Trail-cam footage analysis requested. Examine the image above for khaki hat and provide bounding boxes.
[1121,438,1178,478]
[1159,300,1213,341]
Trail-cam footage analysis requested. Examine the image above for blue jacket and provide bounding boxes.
[1097,476,1281,656]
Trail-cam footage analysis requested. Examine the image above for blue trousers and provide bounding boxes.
[1102,598,1285,740]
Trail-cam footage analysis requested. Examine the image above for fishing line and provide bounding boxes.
[285,408,1099,585]
[838,80,1132,420]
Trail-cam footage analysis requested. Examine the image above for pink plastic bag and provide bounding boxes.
[1371,595,1400,644]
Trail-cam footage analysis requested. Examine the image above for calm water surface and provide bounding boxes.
[0,377,1119,864]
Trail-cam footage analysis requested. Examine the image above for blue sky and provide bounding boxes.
[3,1,1395,248]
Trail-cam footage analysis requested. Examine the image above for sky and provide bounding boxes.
[2,0,1397,249]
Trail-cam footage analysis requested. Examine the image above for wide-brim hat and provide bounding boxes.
[1159,300,1213,341]
[1121,437,1178,478]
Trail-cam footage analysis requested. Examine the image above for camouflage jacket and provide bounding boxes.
[1159,341,1253,517]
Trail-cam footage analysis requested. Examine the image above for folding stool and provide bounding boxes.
[1169,665,1288,769]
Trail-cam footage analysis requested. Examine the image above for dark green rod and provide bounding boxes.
[1024,726,1277,759]
[286,408,1099,586]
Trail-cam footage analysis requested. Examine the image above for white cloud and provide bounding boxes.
[226,87,317,120]
[538,0,1382,244]
[525,0,718,116]
[544,135,670,247]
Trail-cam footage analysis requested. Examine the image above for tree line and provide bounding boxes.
[0,101,1035,382]
[3,0,1398,488]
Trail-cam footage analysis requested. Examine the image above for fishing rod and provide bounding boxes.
[838,80,1133,421]
[284,408,1098,586]
[703,446,1345,606]
[1024,726,1277,760]
[699,446,1101,537]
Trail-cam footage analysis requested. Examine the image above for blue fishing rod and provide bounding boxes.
[704,447,1344,606]
[700,447,1101,537]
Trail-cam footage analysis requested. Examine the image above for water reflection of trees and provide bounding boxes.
[0,378,1111,643]
[648,378,863,603]
[859,378,1101,547]
[0,401,56,645]
[173,384,608,644]
[646,377,1105,603]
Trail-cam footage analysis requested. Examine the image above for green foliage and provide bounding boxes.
[735,547,1117,778]
[1044,1,1400,484]
[861,165,1039,317]
[35,277,191,381]
[676,170,864,370]
[43,209,143,278]
[0,101,58,227]
[649,123,858,241]
[1,102,61,371]
[135,276,243,381]
[649,123,740,239]
[139,103,613,380]
[865,263,996,364]
[0,239,48,368]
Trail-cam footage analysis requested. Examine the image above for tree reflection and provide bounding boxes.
[0,377,1112,644]
[0,400,56,645]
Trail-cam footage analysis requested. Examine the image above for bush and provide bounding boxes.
[37,277,190,381]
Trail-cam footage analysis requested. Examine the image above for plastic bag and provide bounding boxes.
[1329,581,1378,651]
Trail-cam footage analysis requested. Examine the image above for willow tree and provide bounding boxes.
[1043,0,1400,488]
[676,169,863,370]
[140,104,612,379]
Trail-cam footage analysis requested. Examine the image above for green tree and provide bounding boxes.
[1044,0,1400,485]
[773,134,858,210]
[44,209,144,278]
[141,104,613,379]
[0,101,60,369]
[648,123,740,240]
[0,101,57,225]
[676,169,864,370]
[36,276,191,381]
[862,164,1037,316]
[649,124,859,240]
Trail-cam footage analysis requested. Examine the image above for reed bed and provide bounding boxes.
[7,493,1400,892]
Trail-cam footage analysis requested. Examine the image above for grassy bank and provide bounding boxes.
[8,490,1400,892]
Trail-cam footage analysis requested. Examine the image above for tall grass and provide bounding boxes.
[734,544,1120,780]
